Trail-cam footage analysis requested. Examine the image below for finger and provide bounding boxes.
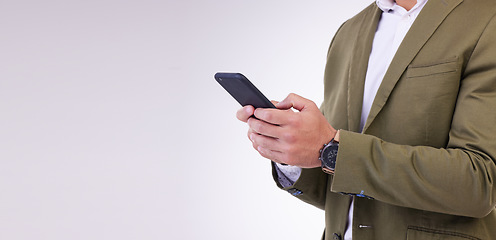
[256,146,285,164]
[276,93,316,112]
[253,107,295,126]
[247,128,256,142]
[236,105,255,122]
[250,131,283,152]
[247,129,261,149]
[247,117,282,139]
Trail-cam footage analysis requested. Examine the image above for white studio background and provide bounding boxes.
[0,1,370,240]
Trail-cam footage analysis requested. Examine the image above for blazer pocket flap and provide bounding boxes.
[407,57,459,78]
[407,226,481,240]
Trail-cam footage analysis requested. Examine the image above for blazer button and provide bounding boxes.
[332,233,342,240]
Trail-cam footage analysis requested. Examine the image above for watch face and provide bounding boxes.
[322,143,338,168]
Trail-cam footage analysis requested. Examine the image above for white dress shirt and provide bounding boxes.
[276,0,428,239]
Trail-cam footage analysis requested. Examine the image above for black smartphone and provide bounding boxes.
[214,72,276,109]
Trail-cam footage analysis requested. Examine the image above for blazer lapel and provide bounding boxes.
[362,0,463,133]
[347,6,382,133]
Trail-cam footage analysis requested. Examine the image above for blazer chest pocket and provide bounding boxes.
[407,57,459,79]
[402,57,462,105]
[385,58,462,146]
[407,226,481,240]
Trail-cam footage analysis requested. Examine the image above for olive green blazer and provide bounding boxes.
[274,0,496,239]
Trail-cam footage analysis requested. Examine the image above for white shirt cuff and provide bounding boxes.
[275,163,302,185]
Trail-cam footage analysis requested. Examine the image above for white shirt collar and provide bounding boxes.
[376,0,428,13]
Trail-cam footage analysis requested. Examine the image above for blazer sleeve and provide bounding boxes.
[331,15,496,218]
[272,164,328,210]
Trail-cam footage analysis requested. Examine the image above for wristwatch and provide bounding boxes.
[319,138,339,174]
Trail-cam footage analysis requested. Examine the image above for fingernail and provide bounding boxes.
[247,105,254,114]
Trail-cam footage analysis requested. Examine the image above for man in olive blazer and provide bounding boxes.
[237,0,496,239]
